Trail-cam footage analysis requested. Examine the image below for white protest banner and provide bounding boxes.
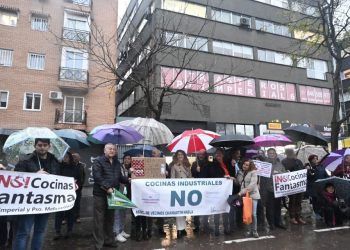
[0,170,76,216]
[131,178,233,217]
[253,160,272,178]
[273,169,307,198]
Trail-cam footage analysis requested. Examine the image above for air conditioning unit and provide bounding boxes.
[240,17,250,28]
[49,91,63,100]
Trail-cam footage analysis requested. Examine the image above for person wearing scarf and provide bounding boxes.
[321,183,344,227]
[208,148,236,236]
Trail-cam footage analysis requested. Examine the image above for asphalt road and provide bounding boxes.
[40,213,349,250]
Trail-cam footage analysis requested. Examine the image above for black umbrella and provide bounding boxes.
[209,134,254,148]
[284,125,328,146]
[315,177,350,205]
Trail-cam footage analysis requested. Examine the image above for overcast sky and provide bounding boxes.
[118,0,131,26]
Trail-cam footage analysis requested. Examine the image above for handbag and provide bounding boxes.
[227,194,242,207]
[243,192,253,225]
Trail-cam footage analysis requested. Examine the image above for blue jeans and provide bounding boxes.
[113,209,126,234]
[13,214,50,250]
[248,199,259,232]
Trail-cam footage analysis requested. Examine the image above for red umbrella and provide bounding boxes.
[167,129,220,154]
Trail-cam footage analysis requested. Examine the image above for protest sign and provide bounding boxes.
[131,178,233,217]
[131,157,166,179]
[273,169,307,198]
[0,170,76,216]
[253,160,272,178]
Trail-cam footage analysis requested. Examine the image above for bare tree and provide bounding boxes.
[287,0,350,149]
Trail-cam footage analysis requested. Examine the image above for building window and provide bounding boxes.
[0,48,13,67]
[0,9,17,26]
[27,53,45,70]
[213,41,253,59]
[162,0,207,18]
[256,19,291,37]
[117,91,135,115]
[31,16,48,31]
[63,11,90,42]
[72,0,90,6]
[60,47,88,81]
[259,80,296,101]
[0,91,9,109]
[64,96,84,123]
[213,74,256,97]
[255,0,289,9]
[216,123,254,137]
[299,85,332,105]
[298,58,328,80]
[212,8,251,27]
[257,49,293,66]
[165,32,208,51]
[161,67,209,91]
[24,93,42,111]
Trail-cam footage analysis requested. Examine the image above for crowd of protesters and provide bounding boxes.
[1,141,350,250]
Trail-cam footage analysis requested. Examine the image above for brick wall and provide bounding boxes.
[0,0,117,132]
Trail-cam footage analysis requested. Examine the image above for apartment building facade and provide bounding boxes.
[0,0,117,137]
[116,0,333,136]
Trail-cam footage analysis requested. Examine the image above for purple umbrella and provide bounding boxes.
[91,124,143,144]
[253,134,292,147]
[321,148,350,171]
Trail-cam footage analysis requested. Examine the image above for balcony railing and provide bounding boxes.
[59,67,88,82]
[55,109,87,124]
[63,27,90,43]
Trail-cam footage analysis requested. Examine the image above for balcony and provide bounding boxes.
[59,67,88,82]
[54,109,87,130]
[63,27,90,43]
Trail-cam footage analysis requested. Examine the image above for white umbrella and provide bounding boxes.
[118,117,174,146]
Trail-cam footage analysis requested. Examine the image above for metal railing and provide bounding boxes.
[62,27,90,43]
[55,109,87,124]
[59,67,88,82]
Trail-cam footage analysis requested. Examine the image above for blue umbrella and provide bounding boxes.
[124,145,154,157]
[54,129,90,150]
[90,124,143,144]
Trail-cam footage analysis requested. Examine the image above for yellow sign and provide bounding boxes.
[268,123,282,130]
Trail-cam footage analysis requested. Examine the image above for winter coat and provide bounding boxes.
[260,158,286,193]
[170,163,191,179]
[282,158,304,172]
[92,155,129,197]
[15,151,60,175]
[306,164,328,197]
[208,160,240,194]
[237,170,261,200]
[60,162,82,189]
[191,159,210,178]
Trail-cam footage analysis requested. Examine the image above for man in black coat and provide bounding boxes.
[281,149,306,225]
[13,138,60,250]
[92,143,129,250]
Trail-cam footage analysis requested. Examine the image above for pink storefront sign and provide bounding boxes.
[259,80,296,101]
[161,67,209,91]
[213,74,256,97]
[299,85,332,105]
